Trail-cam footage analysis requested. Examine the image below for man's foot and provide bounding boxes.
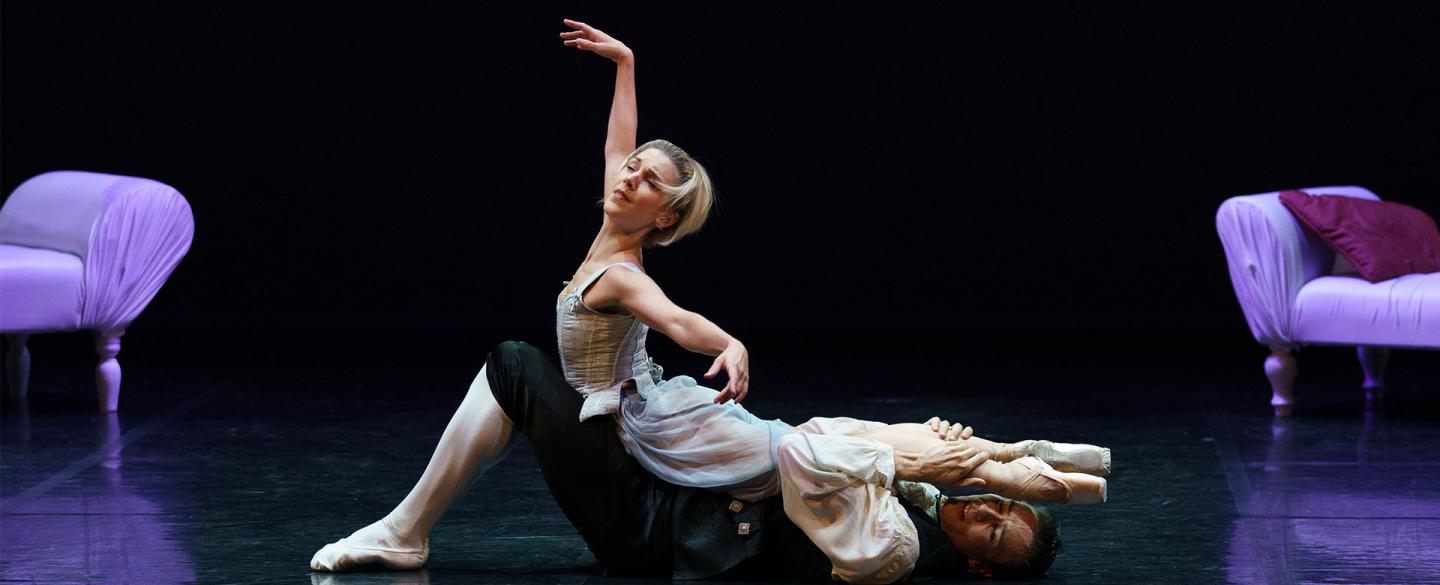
[310,517,429,572]
[997,440,1111,476]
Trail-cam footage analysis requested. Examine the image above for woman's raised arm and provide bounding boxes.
[560,19,637,191]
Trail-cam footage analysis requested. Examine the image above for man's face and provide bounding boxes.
[939,496,1036,570]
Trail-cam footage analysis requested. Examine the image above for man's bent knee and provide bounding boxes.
[484,340,567,428]
[490,339,538,363]
[488,340,544,376]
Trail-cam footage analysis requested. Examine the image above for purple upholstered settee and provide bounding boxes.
[1216,186,1440,416]
[0,171,193,411]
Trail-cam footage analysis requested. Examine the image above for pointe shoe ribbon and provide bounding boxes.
[310,537,429,572]
[1011,457,1107,505]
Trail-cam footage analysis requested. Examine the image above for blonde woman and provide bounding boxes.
[310,19,1108,572]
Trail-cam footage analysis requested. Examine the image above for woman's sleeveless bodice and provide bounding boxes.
[555,261,663,421]
[554,260,791,502]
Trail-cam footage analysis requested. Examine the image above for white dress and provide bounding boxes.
[556,261,794,501]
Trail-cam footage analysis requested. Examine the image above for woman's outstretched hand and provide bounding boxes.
[925,417,975,442]
[707,341,750,404]
[560,19,633,63]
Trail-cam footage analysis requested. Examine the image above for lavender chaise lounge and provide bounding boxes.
[0,171,193,411]
[1216,186,1440,416]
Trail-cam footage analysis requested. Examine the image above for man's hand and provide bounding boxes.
[895,443,988,489]
[925,417,974,442]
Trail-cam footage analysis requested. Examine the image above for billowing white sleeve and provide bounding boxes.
[776,432,919,584]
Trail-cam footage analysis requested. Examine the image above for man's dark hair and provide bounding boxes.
[988,504,1060,579]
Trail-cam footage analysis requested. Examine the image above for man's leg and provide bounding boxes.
[312,363,519,571]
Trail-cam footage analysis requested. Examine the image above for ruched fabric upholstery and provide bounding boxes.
[0,171,193,334]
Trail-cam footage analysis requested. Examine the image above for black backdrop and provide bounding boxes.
[4,2,1438,340]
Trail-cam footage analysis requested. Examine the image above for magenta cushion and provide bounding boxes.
[1279,190,1440,283]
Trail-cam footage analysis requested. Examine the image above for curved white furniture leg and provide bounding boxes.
[1264,346,1297,417]
[1357,346,1389,401]
[95,330,124,412]
[4,334,31,399]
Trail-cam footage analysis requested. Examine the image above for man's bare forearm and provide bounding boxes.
[893,450,925,482]
[884,435,990,487]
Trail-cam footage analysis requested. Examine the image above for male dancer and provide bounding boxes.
[312,341,1059,581]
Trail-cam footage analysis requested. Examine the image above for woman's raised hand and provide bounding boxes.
[560,19,633,63]
[707,340,750,404]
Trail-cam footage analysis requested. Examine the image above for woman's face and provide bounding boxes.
[605,148,680,231]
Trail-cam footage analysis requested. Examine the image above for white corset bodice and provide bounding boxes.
[555,261,662,421]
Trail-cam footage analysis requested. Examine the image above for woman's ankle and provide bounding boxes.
[990,439,1032,462]
[380,514,426,548]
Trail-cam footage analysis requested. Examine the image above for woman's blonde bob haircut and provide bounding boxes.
[624,139,714,248]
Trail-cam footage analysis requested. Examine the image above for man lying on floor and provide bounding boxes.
[312,341,1060,581]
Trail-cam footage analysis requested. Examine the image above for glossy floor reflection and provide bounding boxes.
[1217,412,1440,584]
[2,329,1437,584]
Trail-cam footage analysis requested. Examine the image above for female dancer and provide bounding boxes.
[311,19,1108,571]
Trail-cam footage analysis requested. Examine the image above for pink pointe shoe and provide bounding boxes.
[1007,456,1107,505]
[1000,440,1112,476]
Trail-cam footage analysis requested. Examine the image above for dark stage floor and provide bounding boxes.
[2,328,1438,584]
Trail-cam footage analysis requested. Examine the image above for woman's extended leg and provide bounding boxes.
[311,364,518,571]
[918,418,1111,476]
[798,417,1110,476]
[389,364,518,539]
[858,423,1107,505]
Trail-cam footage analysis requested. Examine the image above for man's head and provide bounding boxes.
[937,494,1060,579]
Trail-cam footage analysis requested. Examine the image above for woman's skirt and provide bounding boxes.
[617,375,795,502]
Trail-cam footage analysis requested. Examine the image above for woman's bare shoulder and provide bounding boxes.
[583,262,655,312]
[597,263,657,294]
